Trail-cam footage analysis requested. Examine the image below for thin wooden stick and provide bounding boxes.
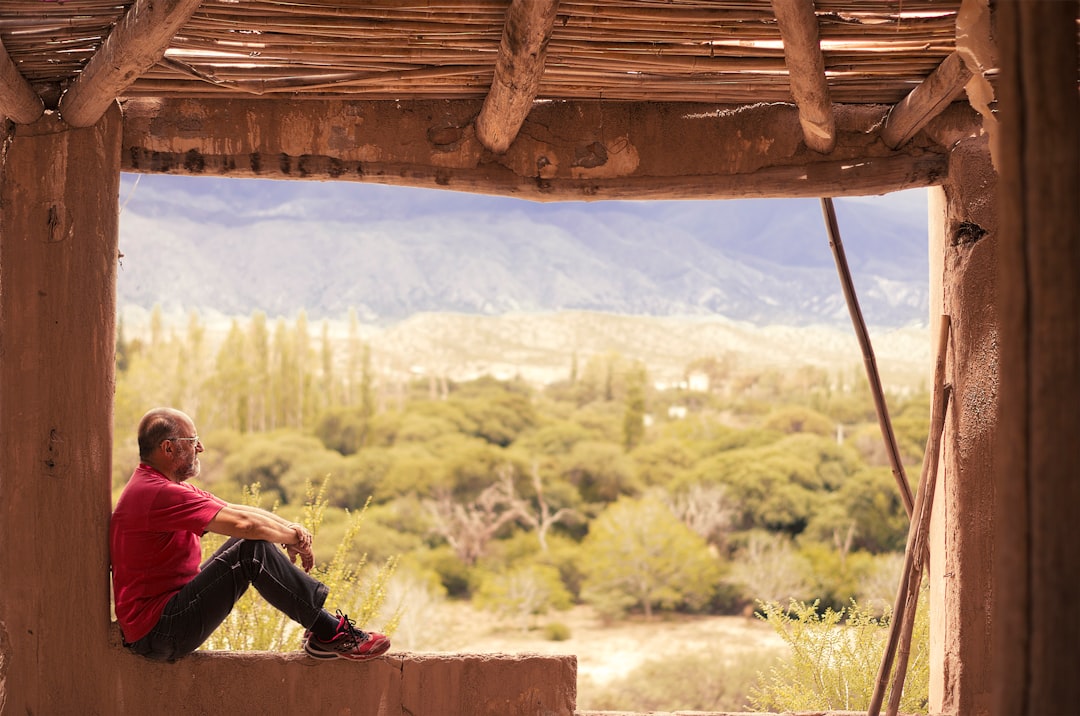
[885,327,952,716]
[821,197,915,517]
[868,316,951,716]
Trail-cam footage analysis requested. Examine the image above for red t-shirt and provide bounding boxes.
[110,464,225,643]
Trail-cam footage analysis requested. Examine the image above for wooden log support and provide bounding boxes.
[868,317,952,716]
[119,98,971,200]
[993,2,1080,714]
[0,106,121,713]
[57,0,204,128]
[882,52,974,150]
[821,197,915,517]
[771,0,835,154]
[0,36,43,124]
[475,0,559,154]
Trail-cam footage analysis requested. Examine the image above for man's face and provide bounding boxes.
[170,421,203,482]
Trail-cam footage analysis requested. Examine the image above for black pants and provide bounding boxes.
[128,538,329,661]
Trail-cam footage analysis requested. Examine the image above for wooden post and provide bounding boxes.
[0,105,121,712]
[992,2,1080,714]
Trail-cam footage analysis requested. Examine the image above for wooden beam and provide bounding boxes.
[0,37,43,124]
[119,98,969,200]
[475,0,559,154]
[882,52,974,149]
[57,0,204,128]
[772,0,835,154]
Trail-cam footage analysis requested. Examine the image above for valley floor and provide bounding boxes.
[418,604,786,707]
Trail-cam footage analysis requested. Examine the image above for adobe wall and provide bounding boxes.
[107,645,576,716]
[927,134,998,716]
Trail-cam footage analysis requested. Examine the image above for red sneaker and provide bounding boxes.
[304,611,390,661]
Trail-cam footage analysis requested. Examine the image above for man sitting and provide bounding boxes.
[110,407,390,662]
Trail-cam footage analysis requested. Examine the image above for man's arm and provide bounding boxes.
[226,502,298,529]
[206,504,315,570]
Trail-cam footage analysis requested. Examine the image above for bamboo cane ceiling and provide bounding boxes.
[5,0,966,105]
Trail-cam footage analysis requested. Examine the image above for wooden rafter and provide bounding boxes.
[882,51,974,149]
[57,0,204,128]
[475,0,559,154]
[772,0,835,154]
[0,37,43,124]
[119,97,973,201]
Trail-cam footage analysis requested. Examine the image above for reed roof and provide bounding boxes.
[4,0,966,105]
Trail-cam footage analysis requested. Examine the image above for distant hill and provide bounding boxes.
[116,174,930,329]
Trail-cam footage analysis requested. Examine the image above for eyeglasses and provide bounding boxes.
[169,435,200,445]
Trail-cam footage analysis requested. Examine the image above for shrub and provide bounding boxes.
[543,621,572,641]
[748,589,929,714]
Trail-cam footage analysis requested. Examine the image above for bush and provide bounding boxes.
[748,590,929,714]
[543,621,572,641]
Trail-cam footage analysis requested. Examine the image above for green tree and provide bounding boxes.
[805,467,909,554]
[314,406,369,456]
[270,317,294,429]
[622,364,647,451]
[562,440,640,505]
[205,320,253,432]
[581,495,721,618]
[173,310,206,413]
[248,311,271,432]
[761,405,835,438]
[318,320,336,414]
[447,376,536,447]
[294,310,315,428]
[693,445,818,535]
[219,430,336,504]
[632,437,699,489]
[359,343,375,435]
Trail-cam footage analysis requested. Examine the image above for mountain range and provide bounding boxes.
[116,174,931,329]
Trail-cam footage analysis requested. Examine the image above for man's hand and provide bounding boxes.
[288,522,313,549]
[284,523,314,571]
[285,542,315,572]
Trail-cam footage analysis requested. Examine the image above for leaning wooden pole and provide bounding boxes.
[868,316,951,716]
[820,197,915,516]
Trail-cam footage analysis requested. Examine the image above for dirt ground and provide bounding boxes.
[419,603,786,703]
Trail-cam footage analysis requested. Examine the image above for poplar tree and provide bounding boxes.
[210,320,251,432]
[622,364,647,451]
[248,311,270,432]
[270,317,293,429]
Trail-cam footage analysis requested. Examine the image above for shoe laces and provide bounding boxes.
[335,610,370,643]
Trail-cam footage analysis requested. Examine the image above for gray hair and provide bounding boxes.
[137,408,186,461]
